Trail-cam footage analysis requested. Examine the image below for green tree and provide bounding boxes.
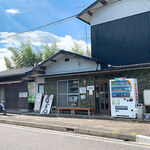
[4,41,42,69]
[4,57,13,69]
[51,41,59,52]
[36,49,43,63]
[85,46,91,57]
[71,42,91,57]
[71,42,84,55]
[4,40,91,70]
[20,42,37,67]
[43,41,59,60]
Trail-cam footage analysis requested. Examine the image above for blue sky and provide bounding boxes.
[0,0,96,70]
[0,0,95,40]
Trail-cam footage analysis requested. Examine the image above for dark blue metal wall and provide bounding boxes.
[91,11,150,67]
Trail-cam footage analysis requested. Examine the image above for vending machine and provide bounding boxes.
[109,78,138,118]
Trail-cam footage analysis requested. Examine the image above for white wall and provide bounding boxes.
[91,0,150,26]
[45,55,100,76]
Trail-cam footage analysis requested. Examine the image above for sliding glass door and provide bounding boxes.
[57,80,68,107]
[57,80,79,107]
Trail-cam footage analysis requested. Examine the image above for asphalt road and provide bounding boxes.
[0,124,149,150]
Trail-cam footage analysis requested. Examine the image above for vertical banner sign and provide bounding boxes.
[40,95,54,114]
[34,93,43,112]
[28,82,36,103]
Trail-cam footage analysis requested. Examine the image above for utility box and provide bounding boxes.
[143,90,150,106]
[136,104,144,119]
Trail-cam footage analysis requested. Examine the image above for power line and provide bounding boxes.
[0,0,121,40]
[0,15,77,40]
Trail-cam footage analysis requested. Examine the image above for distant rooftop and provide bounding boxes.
[0,67,33,78]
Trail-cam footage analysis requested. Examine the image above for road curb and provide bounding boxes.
[0,119,136,142]
[136,135,150,144]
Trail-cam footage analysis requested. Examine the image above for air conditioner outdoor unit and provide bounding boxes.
[143,89,150,106]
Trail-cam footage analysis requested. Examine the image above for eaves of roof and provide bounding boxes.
[0,67,33,78]
[41,63,150,78]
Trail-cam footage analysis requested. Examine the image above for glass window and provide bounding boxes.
[68,95,78,107]
[58,95,68,107]
[68,80,78,93]
[68,80,79,107]
[38,84,44,94]
[101,99,104,109]
[58,81,67,93]
[100,83,103,92]
[104,83,108,92]
[57,80,79,107]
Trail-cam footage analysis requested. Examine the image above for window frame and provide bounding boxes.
[38,84,45,94]
[57,79,79,107]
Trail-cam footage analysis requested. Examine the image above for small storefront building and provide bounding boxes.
[0,67,33,110]
[29,50,101,114]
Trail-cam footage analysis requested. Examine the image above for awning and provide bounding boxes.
[0,80,22,85]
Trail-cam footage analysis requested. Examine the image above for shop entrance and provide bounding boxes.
[95,80,110,115]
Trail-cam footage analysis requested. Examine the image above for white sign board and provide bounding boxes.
[87,86,94,95]
[79,87,86,94]
[40,95,54,114]
[81,95,86,99]
[19,92,28,98]
[34,93,43,112]
[87,86,94,90]
[89,90,93,95]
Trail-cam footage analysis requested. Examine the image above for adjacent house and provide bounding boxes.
[78,0,150,67]
[0,67,33,110]
[77,0,150,114]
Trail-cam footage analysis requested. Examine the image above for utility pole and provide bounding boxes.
[77,0,91,55]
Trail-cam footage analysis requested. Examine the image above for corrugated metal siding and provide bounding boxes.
[91,11,150,66]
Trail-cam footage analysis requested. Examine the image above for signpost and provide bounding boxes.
[34,93,43,112]
[40,95,54,114]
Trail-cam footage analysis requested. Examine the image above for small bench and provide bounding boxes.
[56,107,94,116]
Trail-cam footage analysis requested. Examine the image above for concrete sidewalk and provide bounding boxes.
[0,113,150,143]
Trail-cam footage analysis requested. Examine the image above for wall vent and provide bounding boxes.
[65,58,70,62]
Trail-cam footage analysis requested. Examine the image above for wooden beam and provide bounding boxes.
[100,0,107,5]
[51,59,56,62]
[87,11,92,16]
[40,66,46,70]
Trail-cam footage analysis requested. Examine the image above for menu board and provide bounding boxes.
[34,93,43,112]
[40,95,54,114]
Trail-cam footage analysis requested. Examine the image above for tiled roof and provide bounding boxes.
[0,67,33,78]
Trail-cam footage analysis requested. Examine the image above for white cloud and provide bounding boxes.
[0,31,91,71]
[6,9,20,15]
[0,31,91,50]
[0,48,12,71]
